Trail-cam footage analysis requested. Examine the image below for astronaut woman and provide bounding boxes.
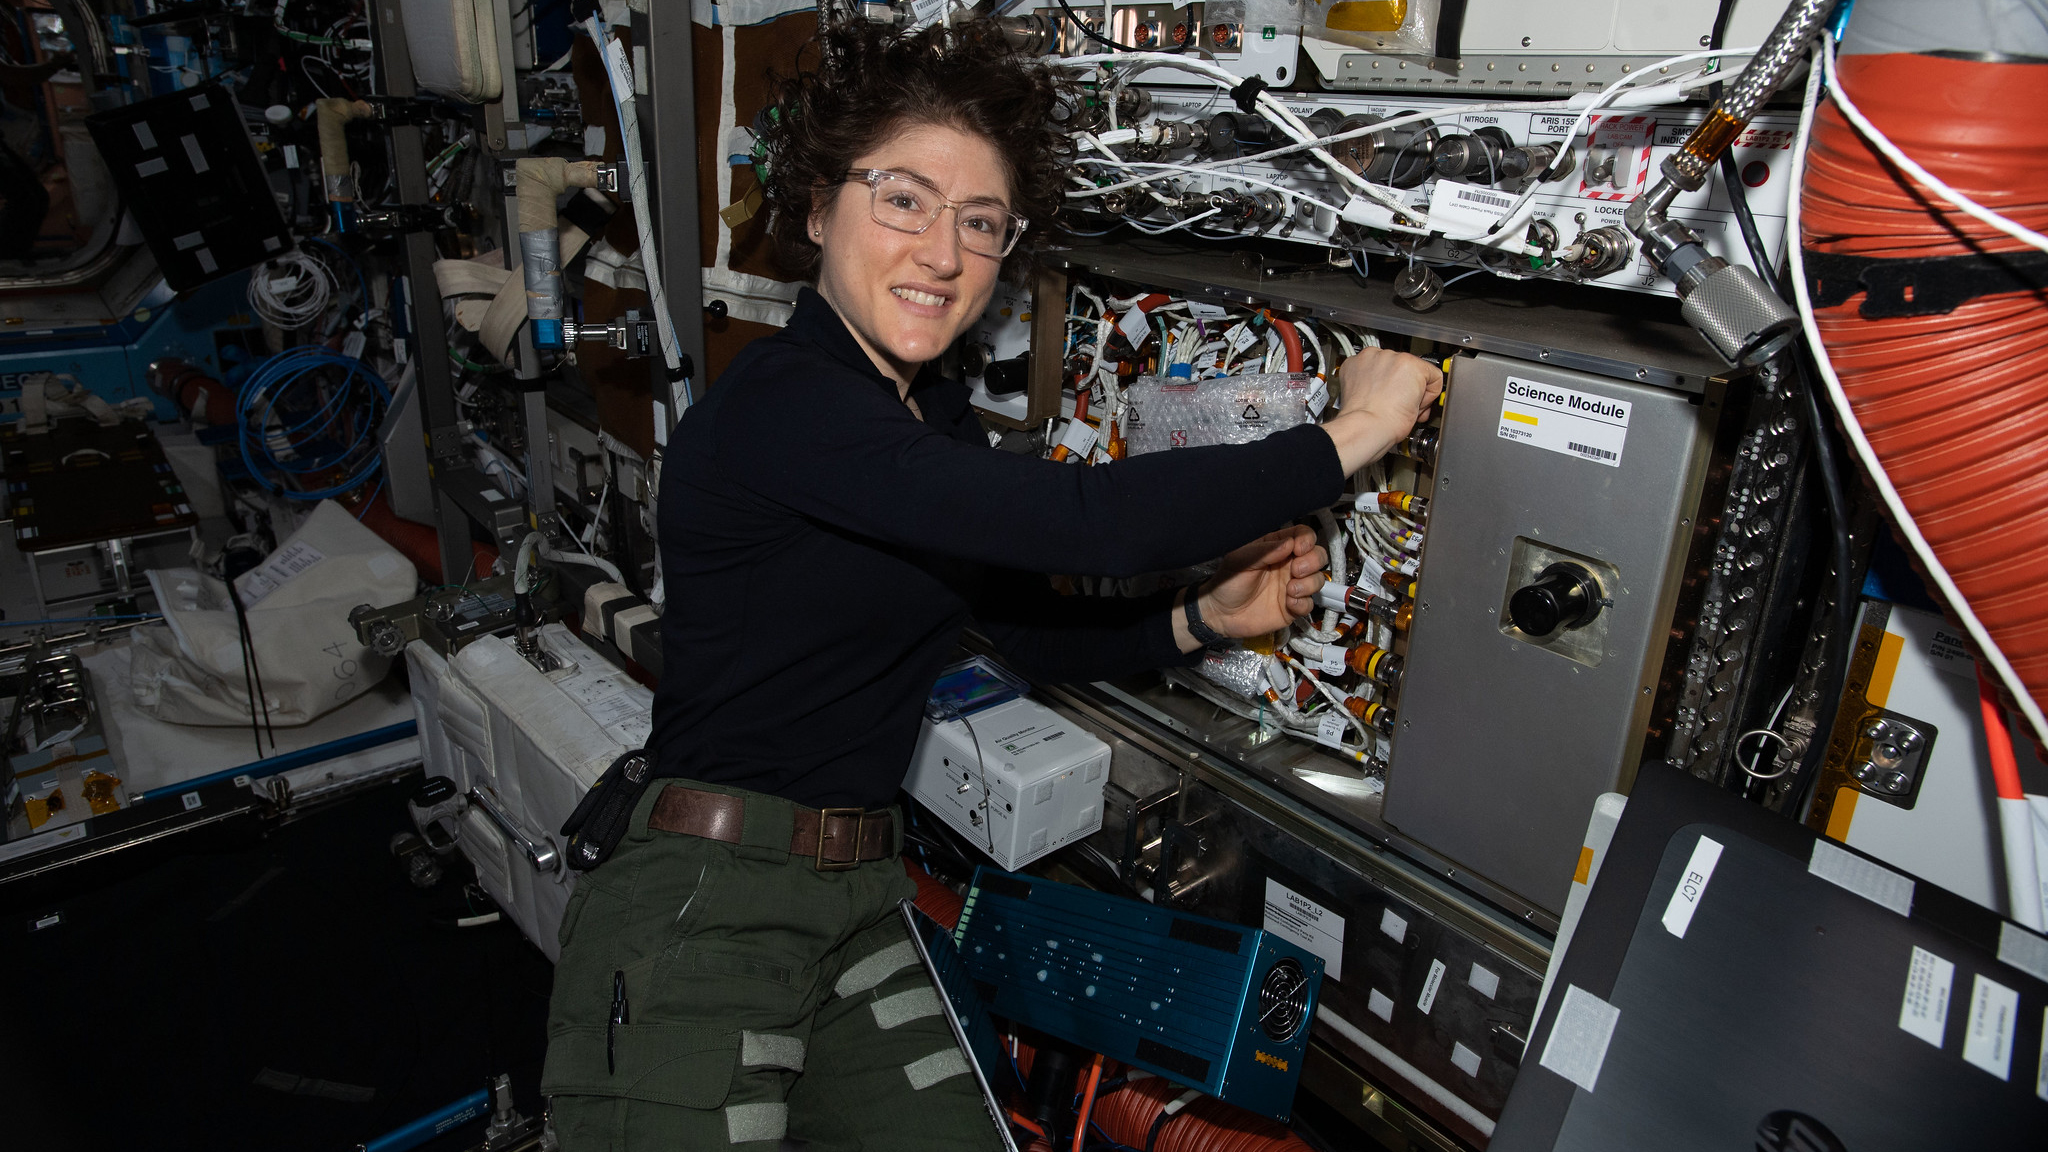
[541,17,1439,1150]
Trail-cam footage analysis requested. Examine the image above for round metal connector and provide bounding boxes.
[1680,263,1800,367]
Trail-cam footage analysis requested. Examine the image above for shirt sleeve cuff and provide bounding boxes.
[1141,588,1207,670]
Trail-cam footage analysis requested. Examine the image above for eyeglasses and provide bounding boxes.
[843,169,1028,259]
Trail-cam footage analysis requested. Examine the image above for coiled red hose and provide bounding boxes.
[903,857,966,927]
[1089,1074,1314,1152]
[1801,52,2048,733]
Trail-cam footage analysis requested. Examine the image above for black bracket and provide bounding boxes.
[365,97,443,127]
[356,203,459,235]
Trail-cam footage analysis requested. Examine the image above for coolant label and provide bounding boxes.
[1497,377,1630,468]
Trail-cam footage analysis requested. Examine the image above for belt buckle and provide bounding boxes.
[814,807,865,871]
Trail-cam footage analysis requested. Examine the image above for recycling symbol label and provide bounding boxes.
[1240,400,1263,423]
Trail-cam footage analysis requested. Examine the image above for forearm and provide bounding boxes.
[1317,407,1416,477]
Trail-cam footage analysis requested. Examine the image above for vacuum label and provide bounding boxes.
[1498,376,1630,468]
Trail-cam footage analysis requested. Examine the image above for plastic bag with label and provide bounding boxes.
[1302,0,1440,57]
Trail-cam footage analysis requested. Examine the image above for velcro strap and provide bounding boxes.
[1803,247,2048,319]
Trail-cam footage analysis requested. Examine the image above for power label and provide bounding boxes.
[1497,376,1631,468]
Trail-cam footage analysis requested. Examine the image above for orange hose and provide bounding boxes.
[902,858,966,928]
[1263,311,1304,373]
[1981,671,2026,803]
[1073,1054,1105,1151]
[1801,53,2048,734]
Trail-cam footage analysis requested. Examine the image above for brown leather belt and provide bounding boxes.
[648,784,894,871]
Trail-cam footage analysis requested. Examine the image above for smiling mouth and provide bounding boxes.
[892,287,949,308]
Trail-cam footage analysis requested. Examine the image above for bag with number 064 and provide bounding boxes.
[129,500,418,727]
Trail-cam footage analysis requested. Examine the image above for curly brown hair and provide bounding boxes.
[757,17,1074,281]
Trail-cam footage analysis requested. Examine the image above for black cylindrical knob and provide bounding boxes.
[1509,562,1603,638]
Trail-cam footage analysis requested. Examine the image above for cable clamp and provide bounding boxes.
[1228,76,1268,115]
[355,203,459,235]
[364,96,441,126]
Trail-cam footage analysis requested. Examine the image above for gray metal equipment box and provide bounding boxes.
[1383,352,1718,915]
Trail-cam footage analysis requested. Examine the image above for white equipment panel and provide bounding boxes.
[907,694,1112,871]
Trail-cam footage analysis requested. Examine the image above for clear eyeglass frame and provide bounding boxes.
[843,168,1028,259]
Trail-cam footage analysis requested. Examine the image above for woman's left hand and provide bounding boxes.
[1175,526,1328,651]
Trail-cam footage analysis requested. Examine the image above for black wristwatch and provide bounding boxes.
[1183,585,1227,648]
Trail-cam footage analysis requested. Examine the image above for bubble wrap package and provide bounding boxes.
[1123,373,1317,455]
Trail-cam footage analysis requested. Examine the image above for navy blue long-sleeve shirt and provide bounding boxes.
[650,287,1343,808]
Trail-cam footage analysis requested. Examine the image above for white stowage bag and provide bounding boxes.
[129,501,418,727]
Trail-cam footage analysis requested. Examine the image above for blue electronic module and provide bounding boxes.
[955,868,1323,1122]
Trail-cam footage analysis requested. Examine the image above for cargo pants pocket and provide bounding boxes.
[542,1023,744,1152]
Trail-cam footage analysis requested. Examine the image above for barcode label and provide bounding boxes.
[1454,185,1515,211]
[1427,178,1514,233]
[1568,442,1618,461]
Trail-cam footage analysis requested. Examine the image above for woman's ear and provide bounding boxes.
[807,186,831,243]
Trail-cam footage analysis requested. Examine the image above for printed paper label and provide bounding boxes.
[1898,945,1955,1048]
[1057,416,1098,457]
[1315,713,1349,747]
[1961,974,2019,1081]
[1427,179,1516,236]
[1263,877,1345,981]
[1306,378,1329,417]
[2038,1008,2048,1101]
[238,540,327,605]
[1118,306,1154,349]
[1417,958,1447,1014]
[1317,646,1346,676]
[1497,377,1630,468]
[1661,835,1724,940]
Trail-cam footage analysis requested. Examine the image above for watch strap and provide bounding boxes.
[1183,586,1227,648]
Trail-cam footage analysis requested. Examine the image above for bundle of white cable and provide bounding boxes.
[247,251,337,329]
[1059,46,1753,249]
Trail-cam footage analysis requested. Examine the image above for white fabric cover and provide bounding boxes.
[400,0,504,103]
[130,501,417,727]
[407,624,653,959]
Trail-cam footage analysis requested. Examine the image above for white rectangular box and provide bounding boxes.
[906,692,1110,871]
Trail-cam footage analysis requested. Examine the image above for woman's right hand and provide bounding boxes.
[1318,349,1444,475]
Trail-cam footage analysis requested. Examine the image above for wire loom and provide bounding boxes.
[236,346,390,502]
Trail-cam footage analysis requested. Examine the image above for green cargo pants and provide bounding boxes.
[541,780,1006,1152]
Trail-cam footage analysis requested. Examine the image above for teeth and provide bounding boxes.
[892,287,946,307]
